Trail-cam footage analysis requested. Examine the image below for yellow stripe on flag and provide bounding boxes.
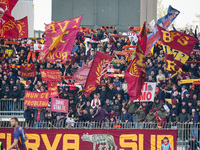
[165,99,172,105]
[179,79,200,85]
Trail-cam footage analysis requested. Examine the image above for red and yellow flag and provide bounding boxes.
[157,25,198,74]
[48,81,59,98]
[125,22,147,101]
[16,16,28,38]
[84,52,112,97]
[39,15,82,62]
[0,0,19,39]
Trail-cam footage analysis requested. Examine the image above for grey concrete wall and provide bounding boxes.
[52,0,157,32]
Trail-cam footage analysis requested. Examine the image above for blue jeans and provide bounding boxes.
[132,115,136,122]
[191,125,198,141]
[135,123,143,129]
[34,122,43,128]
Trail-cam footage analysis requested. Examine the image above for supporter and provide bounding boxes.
[145,109,156,124]
[27,48,36,63]
[188,101,195,115]
[152,99,163,111]
[33,107,47,128]
[11,85,21,110]
[157,107,168,120]
[120,107,132,124]
[3,86,11,99]
[126,100,137,122]
[85,101,92,113]
[0,23,199,135]
[65,114,75,128]
[82,109,91,122]
[190,109,199,140]
[92,105,108,122]
[53,115,64,128]
[156,69,165,85]
[112,99,122,117]
[107,108,118,123]
[181,85,188,100]
[103,99,112,113]
[135,105,145,128]
[188,136,200,150]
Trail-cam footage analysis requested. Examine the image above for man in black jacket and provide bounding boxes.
[11,85,21,111]
[103,99,112,113]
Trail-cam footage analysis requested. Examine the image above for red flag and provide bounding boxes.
[155,112,167,128]
[40,69,62,82]
[157,25,198,74]
[48,81,59,98]
[0,0,18,15]
[84,52,112,97]
[125,22,147,101]
[20,64,36,78]
[72,60,93,87]
[0,0,19,39]
[39,15,82,62]
[16,16,28,38]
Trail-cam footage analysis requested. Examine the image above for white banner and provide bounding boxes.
[34,44,44,52]
[134,82,156,102]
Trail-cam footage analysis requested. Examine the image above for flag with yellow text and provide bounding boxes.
[125,22,147,101]
[157,25,198,74]
[39,15,82,62]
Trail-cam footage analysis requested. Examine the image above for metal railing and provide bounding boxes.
[0,98,24,118]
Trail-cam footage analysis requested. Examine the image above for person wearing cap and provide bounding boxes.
[181,100,189,113]
[1,80,8,93]
[157,106,168,120]
[188,136,200,150]
[107,108,118,123]
[135,105,145,128]
[169,103,178,128]
[152,99,163,111]
[145,109,156,126]
[181,85,188,100]
[190,109,199,141]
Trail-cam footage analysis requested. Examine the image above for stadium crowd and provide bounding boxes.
[0,26,200,136]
